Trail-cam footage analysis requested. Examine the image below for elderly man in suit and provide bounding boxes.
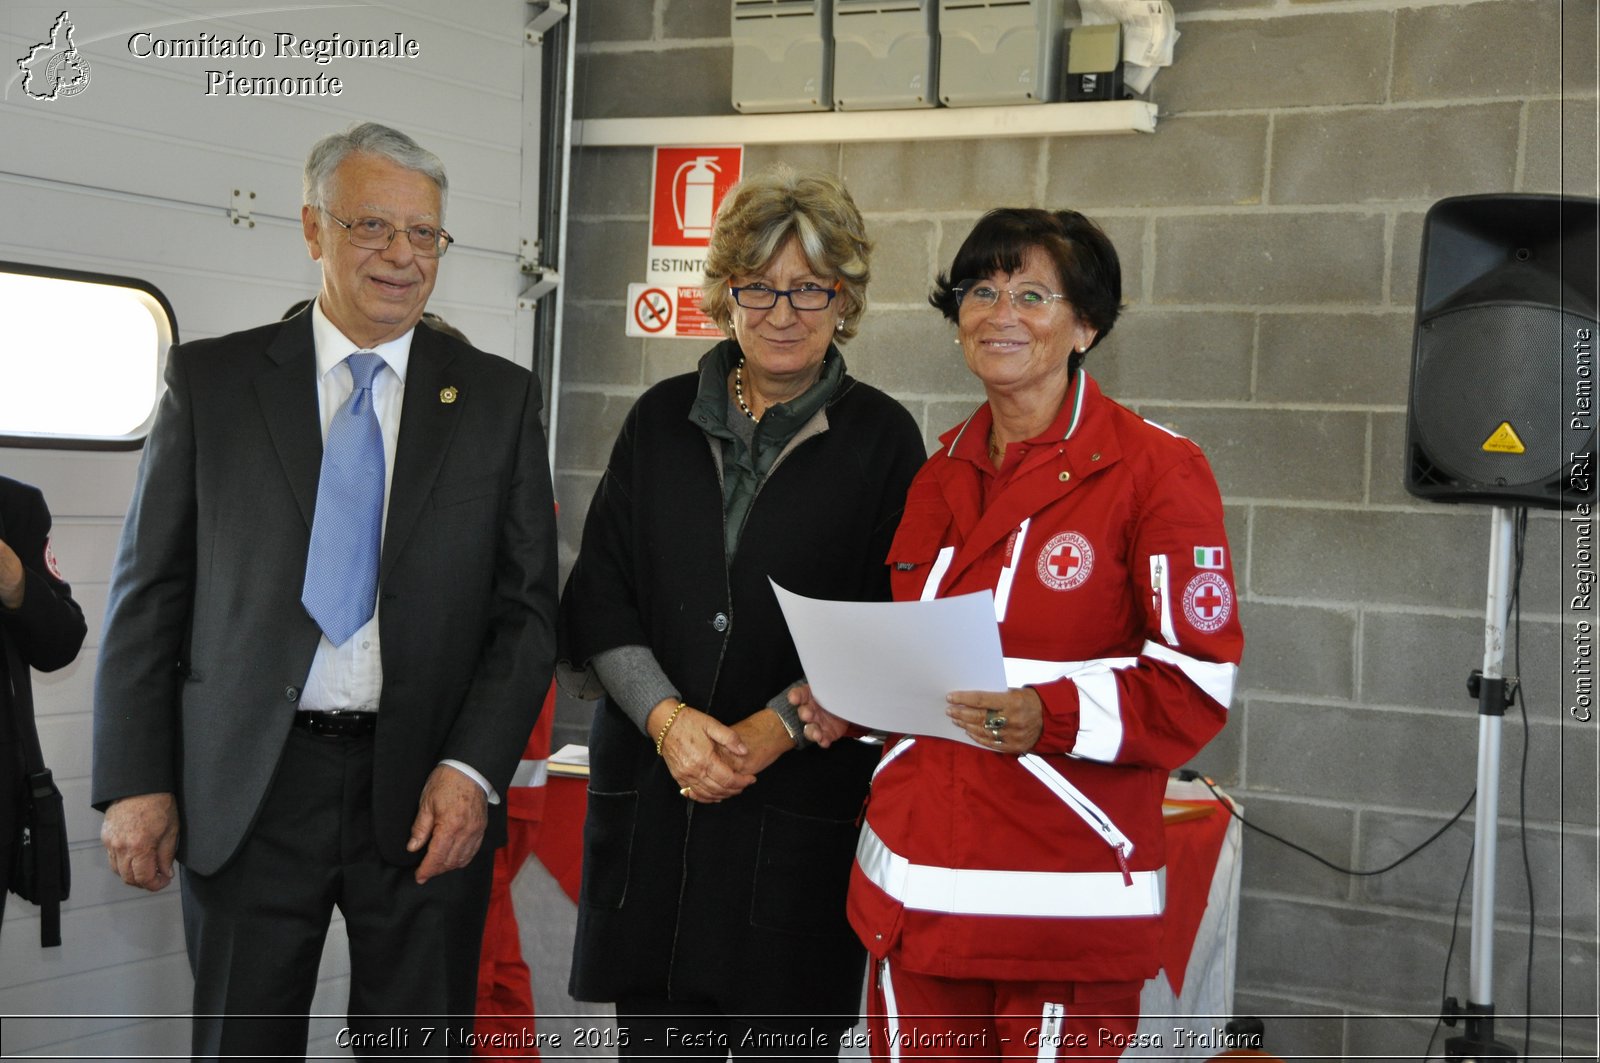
[1,476,87,935]
[93,122,558,1058]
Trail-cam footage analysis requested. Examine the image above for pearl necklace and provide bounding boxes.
[733,356,759,421]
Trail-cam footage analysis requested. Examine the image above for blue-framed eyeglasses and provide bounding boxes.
[730,283,840,311]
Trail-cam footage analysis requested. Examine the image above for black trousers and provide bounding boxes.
[180,727,494,1061]
[616,997,850,1063]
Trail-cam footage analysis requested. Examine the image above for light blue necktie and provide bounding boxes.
[301,352,386,646]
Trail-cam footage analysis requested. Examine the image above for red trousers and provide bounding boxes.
[867,953,1143,1060]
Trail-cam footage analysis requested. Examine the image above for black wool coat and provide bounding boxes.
[560,346,926,1019]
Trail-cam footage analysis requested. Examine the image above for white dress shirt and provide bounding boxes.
[300,300,409,713]
[299,300,495,801]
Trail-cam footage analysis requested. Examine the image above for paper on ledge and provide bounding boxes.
[1079,0,1180,94]
[771,579,1008,748]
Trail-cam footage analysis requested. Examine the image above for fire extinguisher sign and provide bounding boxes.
[646,145,743,287]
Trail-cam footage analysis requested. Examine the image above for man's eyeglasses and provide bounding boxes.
[730,283,840,311]
[324,211,454,258]
[952,281,1067,314]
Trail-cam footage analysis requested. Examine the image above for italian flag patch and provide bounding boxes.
[1194,546,1225,569]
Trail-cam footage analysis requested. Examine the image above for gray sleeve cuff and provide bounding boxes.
[766,680,808,750]
[591,644,681,737]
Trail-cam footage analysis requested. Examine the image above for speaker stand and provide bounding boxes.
[1442,506,1520,1062]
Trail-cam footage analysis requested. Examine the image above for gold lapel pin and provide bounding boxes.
[440,386,458,404]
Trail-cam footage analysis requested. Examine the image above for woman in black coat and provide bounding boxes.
[559,168,926,1058]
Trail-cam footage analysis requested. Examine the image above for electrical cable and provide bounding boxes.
[1512,507,1535,1056]
[1178,506,1544,1057]
[1425,846,1476,1062]
[1178,771,1475,878]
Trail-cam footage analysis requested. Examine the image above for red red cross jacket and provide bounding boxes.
[846,370,1243,985]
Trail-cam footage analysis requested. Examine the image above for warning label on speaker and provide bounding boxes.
[1481,422,1527,454]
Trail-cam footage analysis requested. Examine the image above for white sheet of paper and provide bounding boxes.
[772,579,1008,747]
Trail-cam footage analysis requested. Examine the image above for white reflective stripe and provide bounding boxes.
[1003,655,1138,687]
[1002,655,1132,761]
[993,518,1031,623]
[873,736,916,780]
[508,758,548,789]
[1150,553,1177,646]
[1142,639,1238,709]
[856,824,1163,918]
[1038,1003,1065,1061]
[920,545,955,601]
[1142,417,1186,440]
[1018,754,1133,856]
[880,957,902,1063]
[1072,670,1124,762]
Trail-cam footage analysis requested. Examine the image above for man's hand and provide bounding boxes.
[407,764,488,885]
[102,792,180,891]
[0,538,24,610]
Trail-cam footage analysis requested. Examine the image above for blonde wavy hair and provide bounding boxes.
[701,166,871,342]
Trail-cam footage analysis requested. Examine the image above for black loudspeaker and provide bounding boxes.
[1405,193,1598,509]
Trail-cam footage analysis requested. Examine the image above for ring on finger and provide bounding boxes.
[984,709,1006,739]
[679,786,693,799]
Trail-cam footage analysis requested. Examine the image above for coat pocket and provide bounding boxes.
[749,805,860,936]
[580,789,638,910]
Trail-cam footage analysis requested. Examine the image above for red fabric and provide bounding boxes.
[854,373,1242,984]
[532,776,587,904]
[868,953,1143,1060]
[1156,801,1230,996]
[507,687,555,820]
[473,682,556,1057]
[474,816,542,1058]
[532,785,1231,997]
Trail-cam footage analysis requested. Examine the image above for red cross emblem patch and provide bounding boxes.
[1036,531,1093,591]
[1182,572,1233,633]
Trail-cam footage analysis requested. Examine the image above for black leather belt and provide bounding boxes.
[292,710,378,738]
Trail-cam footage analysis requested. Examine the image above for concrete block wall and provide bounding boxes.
[553,2,1598,1057]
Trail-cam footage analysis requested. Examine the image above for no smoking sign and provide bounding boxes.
[624,283,724,340]
[630,285,672,335]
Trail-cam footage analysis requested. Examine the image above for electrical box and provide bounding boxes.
[732,0,834,113]
[937,0,1064,107]
[1064,22,1122,101]
[833,0,938,110]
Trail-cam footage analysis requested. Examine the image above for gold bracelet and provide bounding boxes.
[654,701,687,757]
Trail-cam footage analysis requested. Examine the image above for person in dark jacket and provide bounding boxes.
[558,167,926,1059]
[1,475,87,930]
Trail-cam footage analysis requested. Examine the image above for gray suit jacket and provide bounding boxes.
[91,310,558,875]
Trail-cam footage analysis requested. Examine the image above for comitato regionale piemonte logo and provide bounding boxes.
[17,11,92,101]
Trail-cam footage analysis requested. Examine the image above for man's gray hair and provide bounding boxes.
[303,122,448,215]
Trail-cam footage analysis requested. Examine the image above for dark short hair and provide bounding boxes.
[931,208,1122,367]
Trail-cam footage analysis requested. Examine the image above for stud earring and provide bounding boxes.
[836,321,844,333]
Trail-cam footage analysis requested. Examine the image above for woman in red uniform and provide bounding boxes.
[797,208,1243,1059]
